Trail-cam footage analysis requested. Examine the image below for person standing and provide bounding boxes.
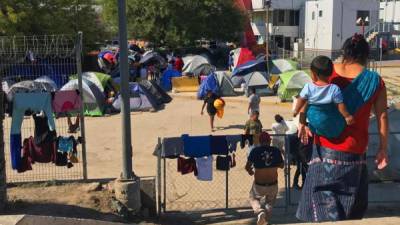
[174,54,184,72]
[271,114,289,154]
[297,34,389,222]
[201,91,218,132]
[246,132,284,225]
[248,88,261,115]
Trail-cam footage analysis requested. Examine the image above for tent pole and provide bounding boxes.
[118,0,133,179]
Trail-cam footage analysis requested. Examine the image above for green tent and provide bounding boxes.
[70,72,118,93]
[270,59,299,74]
[278,70,312,102]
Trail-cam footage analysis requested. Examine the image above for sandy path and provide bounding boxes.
[84,95,293,179]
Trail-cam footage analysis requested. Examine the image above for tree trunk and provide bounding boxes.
[0,76,6,210]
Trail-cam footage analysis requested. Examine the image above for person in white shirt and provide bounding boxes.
[271,114,289,154]
[248,88,261,115]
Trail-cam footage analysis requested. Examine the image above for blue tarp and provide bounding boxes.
[6,59,75,88]
[232,57,266,77]
[160,69,182,91]
[197,73,219,99]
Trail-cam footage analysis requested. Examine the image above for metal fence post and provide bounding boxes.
[76,31,88,180]
[226,167,229,209]
[157,137,162,215]
[163,157,167,213]
[284,135,291,212]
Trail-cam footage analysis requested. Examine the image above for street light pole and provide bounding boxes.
[118,0,133,180]
[265,0,271,73]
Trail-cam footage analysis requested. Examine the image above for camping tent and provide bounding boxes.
[70,72,118,93]
[6,80,57,101]
[139,52,166,67]
[191,63,214,76]
[232,48,256,70]
[270,59,298,74]
[61,78,105,116]
[149,80,172,103]
[232,57,266,77]
[197,73,219,99]
[112,82,159,112]
[139,80,172,104]
[368,105,400,181]
[231,76,245,88]
[243,72,272,97]
[278,70,312,102]
[160,69,182,91]
[182,55,211,74]
[215,71,236,97]
[34,76,58,90]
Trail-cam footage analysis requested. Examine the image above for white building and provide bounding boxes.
[380,0,400,43]
[304,0,380,51]
[251,0,307,50]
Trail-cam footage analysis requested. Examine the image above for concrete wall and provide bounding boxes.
[380,1,400,23]
[305,0,380,50]
[332,0,380,50]
[274,26,299,38]
[304,0,334,50]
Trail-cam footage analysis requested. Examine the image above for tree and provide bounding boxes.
[101,0,245,48]
[0,0,108,50]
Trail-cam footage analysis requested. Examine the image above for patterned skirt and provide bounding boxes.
[296,145,368,222]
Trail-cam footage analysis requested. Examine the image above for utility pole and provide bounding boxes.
[265,0,271,73]
[118,0,133,180]
[114,0,141,215]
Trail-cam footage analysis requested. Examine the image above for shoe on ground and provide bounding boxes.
[257,211,266,225]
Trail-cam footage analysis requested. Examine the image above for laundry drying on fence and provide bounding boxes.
[159,134,260,181]
[7,90,83,172]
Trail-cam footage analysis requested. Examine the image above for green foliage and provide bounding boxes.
[0,0,108,50]
[101,0,245,48]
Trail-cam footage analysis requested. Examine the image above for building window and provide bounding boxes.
[289,10,300,26]
[356,11,370,26]
[319,10,323,17]
[312,12,315,20]
[278,10,285,23]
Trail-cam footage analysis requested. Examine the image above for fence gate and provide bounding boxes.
[0,34,87,183]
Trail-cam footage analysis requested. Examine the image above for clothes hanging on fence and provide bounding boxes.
[33,114,56,145]
[195,156,213,181]
[52,90,82,113]
[162,137,184,158]
[18,139,33,173]
[182,134,211,158]
[10,92,56,170]
[240,134,254,149]
[177,157,198,175]
[225,135,241,153]
[210,136,229,155]
[57,136,74,153]
[216,155,232,171]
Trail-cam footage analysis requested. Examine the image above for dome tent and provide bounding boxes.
[243,71,273,97]
[61,78,105,116]
[215,71,236,97]
[278,70,312,102]
[112,82,160,112]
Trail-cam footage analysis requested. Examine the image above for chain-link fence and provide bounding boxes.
[157,131,400,213]
[157,135,294,212]
[0,34,87,183]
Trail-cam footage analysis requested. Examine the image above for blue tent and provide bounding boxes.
[197,73,219,99]
[232,57,266,77]
[160,69,182,91]
[112,82,160,111]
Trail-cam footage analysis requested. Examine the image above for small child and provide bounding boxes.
[271,114,289,154]
[293,55,354,138]
[246,132,284,225]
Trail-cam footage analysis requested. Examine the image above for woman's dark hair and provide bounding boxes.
[342,33,370,66]
[275,114,284,123]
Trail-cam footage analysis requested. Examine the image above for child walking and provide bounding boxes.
[246,132,284,225]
